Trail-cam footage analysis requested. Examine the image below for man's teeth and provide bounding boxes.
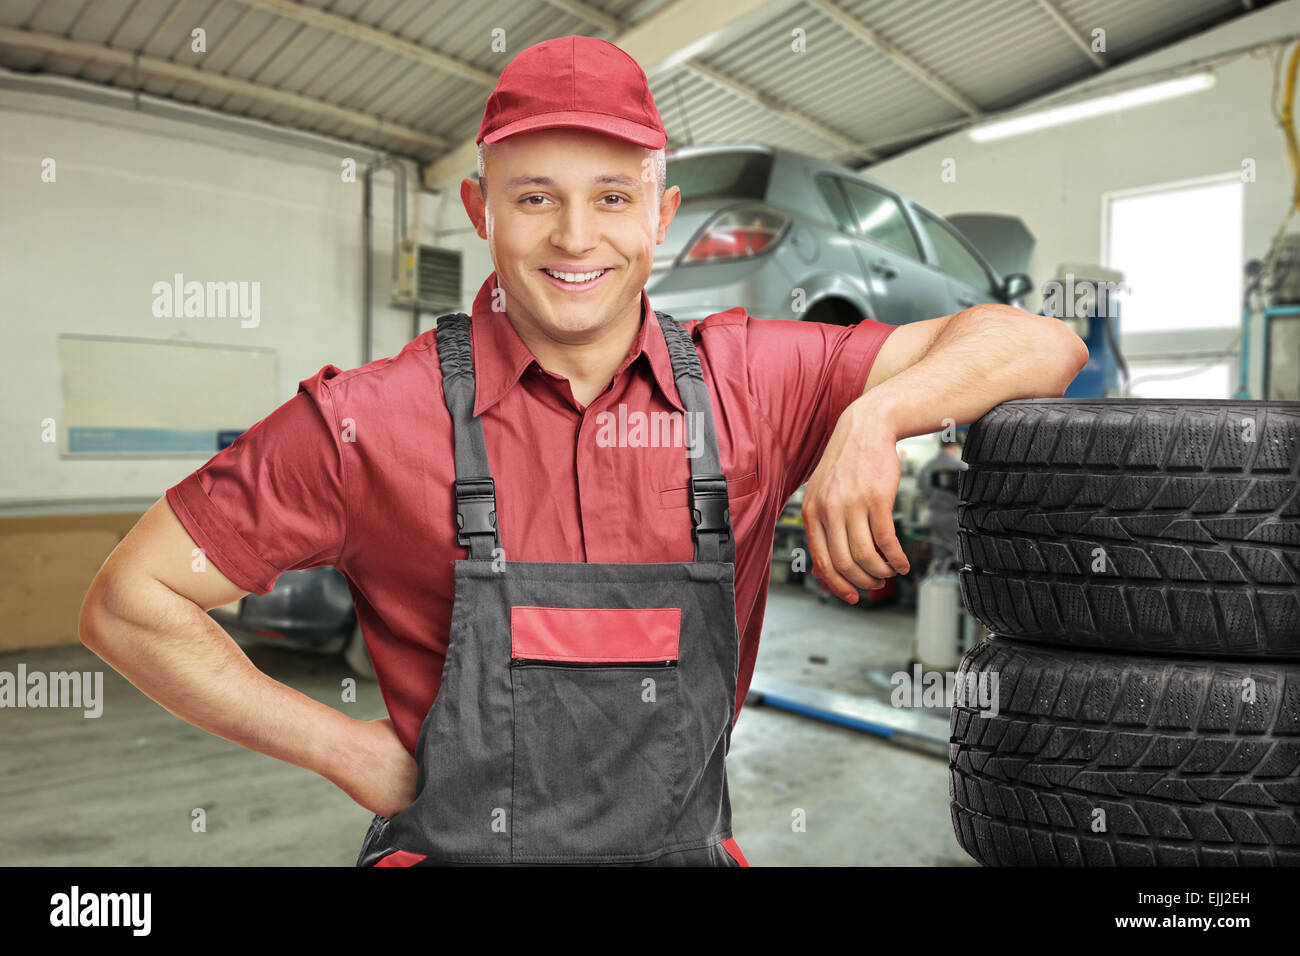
[543,268,606,282]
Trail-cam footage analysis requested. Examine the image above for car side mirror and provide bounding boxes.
[1001,273,1034,302]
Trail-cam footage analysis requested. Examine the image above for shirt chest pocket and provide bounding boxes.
[654,466,760,511]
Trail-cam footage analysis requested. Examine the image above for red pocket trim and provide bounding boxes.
[374,849,427,867]
[721,837,749,866]
[510,606,681,662]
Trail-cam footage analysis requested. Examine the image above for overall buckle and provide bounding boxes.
[689,475,731,538]
[453,477,498,547]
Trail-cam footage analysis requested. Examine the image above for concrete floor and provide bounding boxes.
[0,570,973,866]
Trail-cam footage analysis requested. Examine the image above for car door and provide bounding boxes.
[819,175,952,325]
[910,205,1005,311]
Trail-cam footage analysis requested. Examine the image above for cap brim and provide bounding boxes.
[482,110,666,149]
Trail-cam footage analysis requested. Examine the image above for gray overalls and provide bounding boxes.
[355,310,748,866]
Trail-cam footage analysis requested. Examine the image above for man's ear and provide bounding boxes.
[656,184,681,243]
[460,177,487,239]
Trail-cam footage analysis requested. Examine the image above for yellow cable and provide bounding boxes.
[1280,41,1300,213]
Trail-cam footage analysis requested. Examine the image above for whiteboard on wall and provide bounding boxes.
[59,335,278,457]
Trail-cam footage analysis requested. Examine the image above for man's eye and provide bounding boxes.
[518,194,627,206]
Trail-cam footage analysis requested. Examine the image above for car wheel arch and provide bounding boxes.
[802,295,865,325]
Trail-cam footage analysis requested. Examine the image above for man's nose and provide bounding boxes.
[551,203,599,253]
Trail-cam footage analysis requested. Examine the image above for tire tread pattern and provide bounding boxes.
[958,401,1300,656]
[949,636,1300,866]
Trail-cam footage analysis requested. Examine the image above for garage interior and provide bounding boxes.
[2,0,1299,867]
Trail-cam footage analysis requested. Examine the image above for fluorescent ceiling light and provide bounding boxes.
[969,72,1216,142]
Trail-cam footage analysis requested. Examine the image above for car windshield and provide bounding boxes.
[666,151,773,202]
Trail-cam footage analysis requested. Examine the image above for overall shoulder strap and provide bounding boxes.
[435,313,499,561]
[654,311,736,564]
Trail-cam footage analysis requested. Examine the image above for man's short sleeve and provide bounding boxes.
[164,366,348,596]
[745,315,898,501]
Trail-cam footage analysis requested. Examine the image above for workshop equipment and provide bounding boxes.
[746,679,950,758]
[1234,246,1300,400]
[913,571,965,671]
[1055,263,1128,398]
[1241,237,1300,400]
[1264,304,1300,399]
[1271,233,1300,304]
[772,485,808,583]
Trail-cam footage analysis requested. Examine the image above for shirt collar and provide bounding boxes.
[467,271,684,417]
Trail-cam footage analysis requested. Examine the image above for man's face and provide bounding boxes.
[461,128,679,345]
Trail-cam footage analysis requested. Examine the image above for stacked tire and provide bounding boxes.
[950,398,1300,866]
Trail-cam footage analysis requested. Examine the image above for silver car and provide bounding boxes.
[647,143,1032,324]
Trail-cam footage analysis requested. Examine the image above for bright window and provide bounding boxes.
[1104,178,1242,332]
[1127,361,1232,399]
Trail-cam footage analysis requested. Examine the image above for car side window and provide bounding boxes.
[915,208,997,296]
[838,179,921,261]
[814,175,856,232]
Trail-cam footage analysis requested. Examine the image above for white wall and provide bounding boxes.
[0,84,478,508]
[864,0,1300,396]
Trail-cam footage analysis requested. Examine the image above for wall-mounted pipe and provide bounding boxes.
[361,157,407,364]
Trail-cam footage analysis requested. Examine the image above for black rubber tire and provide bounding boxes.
[957,399,1300,658]
[949,635,1300,866]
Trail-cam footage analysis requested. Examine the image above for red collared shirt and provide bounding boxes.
[167,272,897,755]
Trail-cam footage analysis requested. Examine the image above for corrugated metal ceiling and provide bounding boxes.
[0,0,1262,171]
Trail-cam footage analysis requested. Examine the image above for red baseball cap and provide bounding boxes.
[476,36,667,149]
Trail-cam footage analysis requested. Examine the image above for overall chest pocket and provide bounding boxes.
[508,606,684,862]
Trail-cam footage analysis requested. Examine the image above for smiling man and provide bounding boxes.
[471,126,665,408]
[80,35,1087,867]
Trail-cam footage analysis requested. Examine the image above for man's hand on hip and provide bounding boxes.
[331,717,419,820]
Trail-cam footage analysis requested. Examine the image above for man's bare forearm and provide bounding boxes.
[864,304,1088,438]
[79,574,370,787]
